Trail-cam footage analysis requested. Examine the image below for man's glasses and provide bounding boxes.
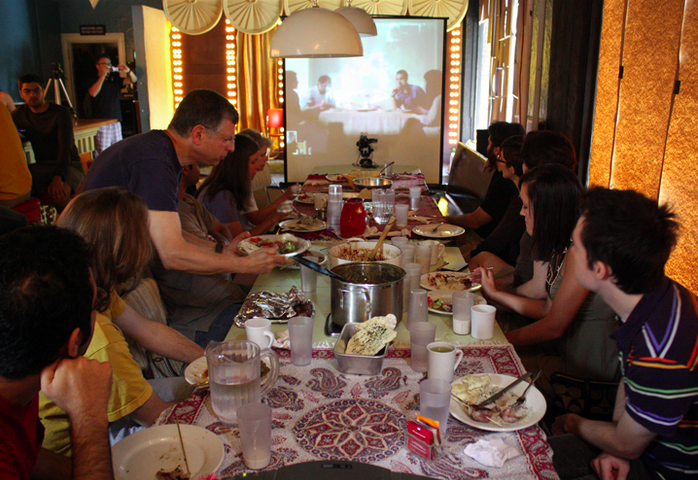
[207,128,234,146]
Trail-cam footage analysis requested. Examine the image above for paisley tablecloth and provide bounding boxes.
[158,345,558,479]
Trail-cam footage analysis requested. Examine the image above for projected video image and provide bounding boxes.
[284,17,446,183]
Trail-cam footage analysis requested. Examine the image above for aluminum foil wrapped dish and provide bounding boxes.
[234,286,315,327]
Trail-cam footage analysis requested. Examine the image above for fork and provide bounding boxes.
[429,222,444,233]
[512,370,541,408]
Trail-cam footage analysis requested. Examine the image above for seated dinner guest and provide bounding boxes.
[82,88,286,276]
[0,227,113,479]
[12,73,84,209]
[446,121,524,256]
[40,188,202,457]
[0,100,32,208]
[151,164,247,346]
[551,188,698,480]
[477,165,620,397]
[196,134,293,236]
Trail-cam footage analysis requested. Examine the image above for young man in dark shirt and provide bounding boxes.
[12,73,84,209]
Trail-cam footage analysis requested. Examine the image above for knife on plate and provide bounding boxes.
[174,417,190,475]
[475,371,533,408]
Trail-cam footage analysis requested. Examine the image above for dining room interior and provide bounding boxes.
[2,0,698,479]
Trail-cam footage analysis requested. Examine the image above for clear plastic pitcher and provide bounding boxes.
[205,340,279,424]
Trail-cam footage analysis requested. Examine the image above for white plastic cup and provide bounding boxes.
[314,193,328,209]
[299,256,319,293]
[244,317,275,349]
[391,236,409,248]
[399,245,416,266]
[409,187,422,210]
[288,316,314,366]
[395,204,409,227]
[452,292,475,335]
[407,289,428,327]
[402,261,421,313]
[237,402,272,470]
[415,244,431,274]
[409,322,436,373]
[427,341,464,383]
[419,378,451,436]
[471,304,496,339]
[403,263,423,290]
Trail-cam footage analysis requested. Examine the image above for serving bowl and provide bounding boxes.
[328,240,401,268]
[344,170,380,188]
[353,177,394,189]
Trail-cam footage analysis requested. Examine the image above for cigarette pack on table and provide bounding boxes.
[405,419,441,461]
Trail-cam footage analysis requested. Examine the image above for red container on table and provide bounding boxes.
[340,198,367,238]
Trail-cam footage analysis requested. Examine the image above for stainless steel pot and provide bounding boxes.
[330,262,405,328]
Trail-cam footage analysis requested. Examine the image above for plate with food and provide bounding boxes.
[450,374,546,432]
[279,217,327,233]
[112,424,224,480]
[237,234,310,257]
[413,224,466,239]
[293,192,315,204]
[426,290,486,315]
[420,272,481,292]
[326,174,345,182]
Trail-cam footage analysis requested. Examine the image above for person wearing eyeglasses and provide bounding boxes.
[81,88,288,277]
[11,73,84,210]
[86,55,137,156]
[446,121,524,258]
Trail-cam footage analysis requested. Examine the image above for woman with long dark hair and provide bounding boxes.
[196,134,295,235]
[478,164,620,395]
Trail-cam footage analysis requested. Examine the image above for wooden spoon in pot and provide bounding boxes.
[369,216,397,261]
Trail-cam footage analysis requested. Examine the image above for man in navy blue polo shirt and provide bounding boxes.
[551,187,698,479]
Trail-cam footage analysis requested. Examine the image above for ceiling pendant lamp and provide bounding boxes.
[270,1,363,58]
[335,1,376,37]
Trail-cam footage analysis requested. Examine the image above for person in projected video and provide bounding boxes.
[301,75,335,114]
[392,69,426,111]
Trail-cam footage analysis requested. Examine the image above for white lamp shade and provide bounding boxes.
[270,7,364,58]
[335,6,377,37]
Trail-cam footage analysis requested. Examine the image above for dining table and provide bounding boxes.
[154,168,558,479]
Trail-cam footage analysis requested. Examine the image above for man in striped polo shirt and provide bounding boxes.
[551,187,697,479]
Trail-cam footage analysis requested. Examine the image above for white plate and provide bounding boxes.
[112,424,224,480]
[450,374,546,432]
[293,193,315,204]
[427,290,486,315]
[326,174,344,182]
[184,356,207,385]
[420,272,482,292]
[279,218,327,233]
[413,224,466,239]
[238,234,310,257]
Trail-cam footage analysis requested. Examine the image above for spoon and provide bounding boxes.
[369,216,396,261]
[379,161,395,176]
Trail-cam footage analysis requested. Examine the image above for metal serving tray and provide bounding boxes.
[333,323,387,375]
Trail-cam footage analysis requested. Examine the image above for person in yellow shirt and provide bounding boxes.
[39,187,206,456]
[0,101,31,208]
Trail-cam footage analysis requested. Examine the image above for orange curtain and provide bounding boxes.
[236,29,279,134]
[589,0,698,293]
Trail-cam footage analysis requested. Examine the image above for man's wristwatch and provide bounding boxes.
[215,242,224,254]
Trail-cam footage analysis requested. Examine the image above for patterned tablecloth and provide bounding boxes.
[158,345,557,479]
